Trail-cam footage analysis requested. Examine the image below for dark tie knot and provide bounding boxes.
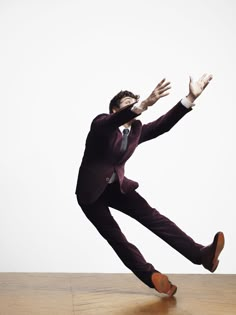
[123,128,129,135]
[120,128,129,152]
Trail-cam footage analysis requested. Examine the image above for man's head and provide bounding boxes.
[109,90,140,113]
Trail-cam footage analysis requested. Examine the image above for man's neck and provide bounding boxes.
[123,123,131,128]
[123,118,135,128]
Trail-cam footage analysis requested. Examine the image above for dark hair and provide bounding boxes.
[109,90,139,113]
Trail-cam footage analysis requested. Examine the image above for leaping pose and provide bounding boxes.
[75,74,224,296]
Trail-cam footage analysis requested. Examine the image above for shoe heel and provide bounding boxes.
[151,273,177,296]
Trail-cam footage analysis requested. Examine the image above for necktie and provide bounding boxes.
[108,128,130,184]
[120,128,129,152]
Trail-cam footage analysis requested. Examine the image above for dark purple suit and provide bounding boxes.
[76,101,203,287]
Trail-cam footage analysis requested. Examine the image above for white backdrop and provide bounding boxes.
[0,0,235,274]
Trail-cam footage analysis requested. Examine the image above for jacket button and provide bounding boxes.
[106,177,110,182]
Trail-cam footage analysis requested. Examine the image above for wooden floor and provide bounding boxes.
[0,273,235,315]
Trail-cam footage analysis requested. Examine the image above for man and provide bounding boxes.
[75,74,225,297]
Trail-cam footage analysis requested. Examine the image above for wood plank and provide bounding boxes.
[0,273,73,315]
[0,273,235,315]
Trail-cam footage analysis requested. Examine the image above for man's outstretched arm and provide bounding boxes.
[138,73,213,143]
[131,78,171,114]
[92,79,171,131]
[133,74,213,113]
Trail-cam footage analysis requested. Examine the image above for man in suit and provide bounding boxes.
[75,74,225,297]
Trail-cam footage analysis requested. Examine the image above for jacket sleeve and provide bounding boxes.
[91,103,141,131]
[138,101,192,144]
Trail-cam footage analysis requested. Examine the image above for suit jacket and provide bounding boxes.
[75,101,192,204]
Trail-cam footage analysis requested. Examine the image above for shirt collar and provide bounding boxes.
[119,125,131,133]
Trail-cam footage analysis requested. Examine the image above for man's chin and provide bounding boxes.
[129,118,136,125]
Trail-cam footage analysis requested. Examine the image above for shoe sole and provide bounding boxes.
[151,273,177,297]
[167,284,178,297]
[211,232,225,272]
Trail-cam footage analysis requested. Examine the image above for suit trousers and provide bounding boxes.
[77,182,203,288]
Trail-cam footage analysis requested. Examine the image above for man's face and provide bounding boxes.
[119,96,137,109]
[112,96,137,113]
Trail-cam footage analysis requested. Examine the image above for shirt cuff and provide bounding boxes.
[181,96,195,108]
[131,103,148,114]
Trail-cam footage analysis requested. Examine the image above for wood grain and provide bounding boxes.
[0,273,235,315]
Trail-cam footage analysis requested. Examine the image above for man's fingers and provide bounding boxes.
[200,73,207,81]
[200,73,212,82]
[206,74,213,82]
[203,74,213,87]
[159,85,171,94]
[202,82,209,90]
[157,78,166,87]
[160,81,171,89]
[203,76,213,89]
[156,78,167,88]
[156,81,171,91]
[159,92,170,98]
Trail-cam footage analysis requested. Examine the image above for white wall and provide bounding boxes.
[0,0,235,274]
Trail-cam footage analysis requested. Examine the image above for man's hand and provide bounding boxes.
[186,73,213,103]
[141,78,171,109]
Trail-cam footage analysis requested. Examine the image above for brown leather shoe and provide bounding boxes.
[201,232,225,272]
[151,272,177,297]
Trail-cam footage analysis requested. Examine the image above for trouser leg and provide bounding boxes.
[108,189,203,265]
[77,194,156,288]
